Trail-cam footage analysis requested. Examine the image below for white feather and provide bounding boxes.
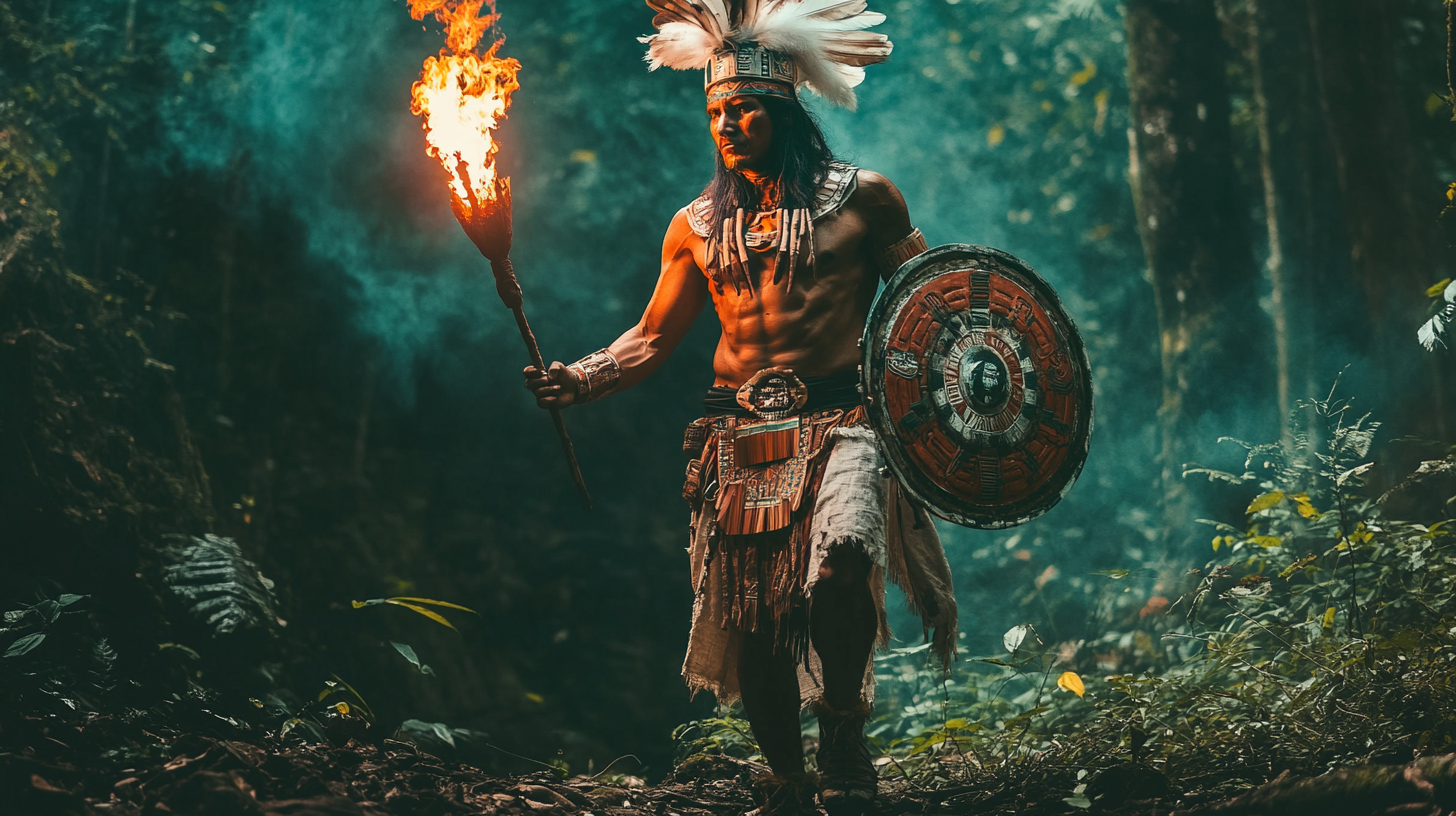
[648,0,718,38]
[743,0,892,108]
[699,0,732,40]
[641,22,722,70]
[642,0,892,108]
[1418,316,1445,351]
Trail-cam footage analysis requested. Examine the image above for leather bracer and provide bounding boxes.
[876,227,928,280]
[566,349,621,404]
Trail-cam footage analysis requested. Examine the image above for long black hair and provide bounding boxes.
[704,95,835,219]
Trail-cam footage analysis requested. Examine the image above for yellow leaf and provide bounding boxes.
[1069,61,1097,86]
[525,692,544,703]
[1246,491,1284,514]
[1289,493,1322,519]
[569,150,597,164]
[1426,93,1448,117]
[1057,671,1086,698]
[388,597,479,615]
[1339,523,1374,549]
[335,701,350,715]
[1251,535,1282,549]
[1322,606,1336,633]
[385,600,458,631]
[1278,554,1317,579]
[350,600,369,609]
[987,125,1005,147]
[1428,278,1453,297]
[329,674,374,720]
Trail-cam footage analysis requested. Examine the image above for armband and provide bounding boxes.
[566,349,622,404]
[876,228,928,280]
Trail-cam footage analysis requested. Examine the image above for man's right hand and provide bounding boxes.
[523,362,579,409]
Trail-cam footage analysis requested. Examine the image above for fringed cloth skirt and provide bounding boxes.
[679,372,958,707]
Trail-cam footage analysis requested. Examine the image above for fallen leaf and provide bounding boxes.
[1057,671,1086,698]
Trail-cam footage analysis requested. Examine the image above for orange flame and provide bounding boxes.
[408,0,521,213]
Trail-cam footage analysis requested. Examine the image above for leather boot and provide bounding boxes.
[813,701,877,815]
[749,772,820,816]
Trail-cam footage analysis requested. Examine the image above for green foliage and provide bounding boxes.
[395,718,490,753]
[0,593,116,715]
[316,673,374,722]
[677,396,1456,808]
[672,712,763,765]
[390,641,435,676]
[163,534,280,636]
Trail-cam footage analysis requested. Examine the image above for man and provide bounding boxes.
[462,3,958,814]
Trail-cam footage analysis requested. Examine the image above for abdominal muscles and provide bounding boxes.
[710,258,872,388]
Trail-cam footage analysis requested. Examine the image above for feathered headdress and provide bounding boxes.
[640,0,893,110]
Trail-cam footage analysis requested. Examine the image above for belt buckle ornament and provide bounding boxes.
[735,367,809,421]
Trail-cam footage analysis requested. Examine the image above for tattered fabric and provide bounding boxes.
[681,416,957,707]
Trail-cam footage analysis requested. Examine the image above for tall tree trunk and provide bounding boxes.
[1247,0,1350,446]
[1306,0,1449,441]
[1125,0,1274,541]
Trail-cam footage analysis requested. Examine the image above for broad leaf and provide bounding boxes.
[1289,493,1321,519]
[1057,671,1086,698]
[4,632,45,658]
[397,719,458,749]
[390,641,435,675]
[1246,491,1284,515]
[1003,624,1033,655]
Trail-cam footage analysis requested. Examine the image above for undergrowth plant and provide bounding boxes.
[674,392,1456,809]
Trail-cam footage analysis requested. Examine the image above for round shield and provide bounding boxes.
[862,244,1092,529]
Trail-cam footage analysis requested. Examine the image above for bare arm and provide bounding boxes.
[855,170,923,279]
[524,209,709,408]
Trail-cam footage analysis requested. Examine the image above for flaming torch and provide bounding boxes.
[408,0,591,508]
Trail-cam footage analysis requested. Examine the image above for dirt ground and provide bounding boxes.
[5,701,1454,816]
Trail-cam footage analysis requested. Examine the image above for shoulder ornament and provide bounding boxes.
[686,196,715,239]
[812,162,859,221]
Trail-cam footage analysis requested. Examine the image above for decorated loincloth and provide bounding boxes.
[680,369,958,707]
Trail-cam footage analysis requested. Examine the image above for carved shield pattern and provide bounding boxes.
[862,244,1093,529]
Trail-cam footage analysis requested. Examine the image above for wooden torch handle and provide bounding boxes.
[491,258,593,510]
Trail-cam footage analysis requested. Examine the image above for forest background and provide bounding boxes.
[1,0,1454,792]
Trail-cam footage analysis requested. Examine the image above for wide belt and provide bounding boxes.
[702,368,862,418]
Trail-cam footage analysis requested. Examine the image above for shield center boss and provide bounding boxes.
[862,245,1093,529]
